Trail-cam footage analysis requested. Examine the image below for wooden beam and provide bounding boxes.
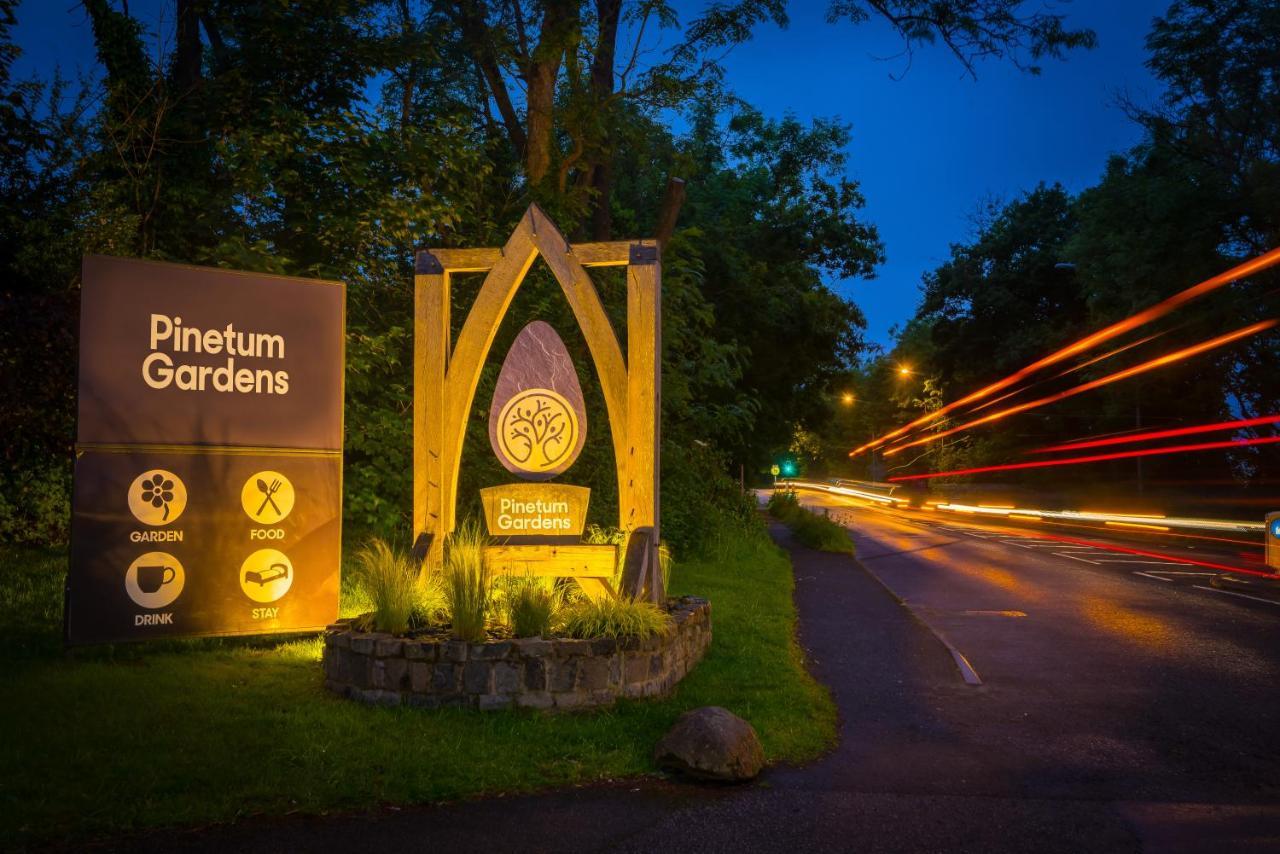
[421,240,642,274]
[486,544,617,577]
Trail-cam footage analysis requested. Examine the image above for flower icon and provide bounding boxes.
[140,473,176,521]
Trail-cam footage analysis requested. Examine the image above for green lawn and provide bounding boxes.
[0,523,834,848]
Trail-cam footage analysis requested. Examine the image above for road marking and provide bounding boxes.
[1134,572,1174,582]
[1193,585,1280,606]
[1149,571,1217,576]
[1095,559,1194,566]
[963,609,1028,617]
[1055,552,1101,564]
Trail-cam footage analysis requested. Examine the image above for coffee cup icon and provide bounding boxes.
[136,564,176,594]
[125,552,185,609]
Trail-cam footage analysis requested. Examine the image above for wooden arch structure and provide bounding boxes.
[413,204,663,600]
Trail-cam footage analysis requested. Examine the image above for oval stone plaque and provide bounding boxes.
[488,321,588,480]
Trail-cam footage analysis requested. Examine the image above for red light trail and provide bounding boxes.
[1015,532,1276,579]
[849,246,1280,457]
[885,435,1280,482]
[1033,414,1280,454]
[881,319,1276,457]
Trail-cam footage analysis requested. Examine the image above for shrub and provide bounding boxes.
[766,488,801,520]
[501,573,560,638]
[443,519,492,642]
[767,489,853,554]
[353,538,421,635]
[556,597,673,640]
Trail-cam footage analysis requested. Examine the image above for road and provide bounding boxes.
[794,487,1280,810]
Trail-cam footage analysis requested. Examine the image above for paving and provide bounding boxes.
[104,512,1280,853]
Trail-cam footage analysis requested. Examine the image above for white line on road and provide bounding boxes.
[1095,559,1194,566]
[1193,585,1280,606]
[1134,572,1174,582]
[1055,552,1101,564]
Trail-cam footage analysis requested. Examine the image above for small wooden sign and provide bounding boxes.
[480,483,589,539]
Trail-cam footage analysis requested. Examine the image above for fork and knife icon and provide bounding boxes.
[255,477,285,519]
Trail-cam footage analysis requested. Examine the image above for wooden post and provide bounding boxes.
[413,251,448,573]
[626,243,662,601]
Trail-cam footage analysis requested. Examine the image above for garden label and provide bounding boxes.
[66,255,345,644]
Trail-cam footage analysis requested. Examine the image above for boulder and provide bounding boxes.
[654,706,764,782]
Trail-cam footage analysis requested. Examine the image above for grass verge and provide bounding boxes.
[0,521,834,848]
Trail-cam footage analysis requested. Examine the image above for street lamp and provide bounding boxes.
[897,365,912,377]
[841,392,855,406]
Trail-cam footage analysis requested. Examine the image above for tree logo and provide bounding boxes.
[495,388,580,476]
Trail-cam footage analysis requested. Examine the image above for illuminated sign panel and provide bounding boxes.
[1267,511,1280,572]
[66,256,344,644]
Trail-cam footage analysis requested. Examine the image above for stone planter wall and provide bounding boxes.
[322,596,711,711]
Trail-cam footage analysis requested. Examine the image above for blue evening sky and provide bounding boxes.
[13,0,1170,345]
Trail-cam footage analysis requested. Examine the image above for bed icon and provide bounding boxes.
[244,562,290,586]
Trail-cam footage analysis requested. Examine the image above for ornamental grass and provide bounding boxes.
[443,519,492,642]
[556,596,673,640]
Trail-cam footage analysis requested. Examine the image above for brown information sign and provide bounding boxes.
[67,256,345,644]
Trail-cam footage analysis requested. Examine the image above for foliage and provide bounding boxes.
[500,573,561,638]
[351,538,440,635]
[443,519,493,642]
[556,596,673,640]
[0,1,1099,545]
[767,489,854,554]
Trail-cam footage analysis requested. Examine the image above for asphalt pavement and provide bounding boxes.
[101,502,1280,853]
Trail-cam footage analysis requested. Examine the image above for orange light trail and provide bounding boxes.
[848,247,1280,457]
[882,320,1276,457]
[964,332,1168,417]
[1032,414,1280,454]
[887,435,1280,482]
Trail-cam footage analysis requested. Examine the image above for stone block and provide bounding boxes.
[588,690,616,707]
[624,653,648,684]
[549,658,578,693]
[375,638,405,657]
[493,661,522,694]
[370,658,387,689]
[350,634,375,655]
[407,693,441,710]
[431,662,459,693]
[352,688,401,707]
[578,656,610,692]
[409,661,430,693]
[443,640,469,662]
[650,652,667,676]
[402,641,429,661]
[513,638,553,657]
[464,661,493,694]
[524,658,547,691]
[589,637,618,656]
[553,691,589,710]
[384,657,409,692]
[554,639,592,657]
[473,641,513,660]
[478,694,513,711]
[328,631,351,649]
[515,692,554,710]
